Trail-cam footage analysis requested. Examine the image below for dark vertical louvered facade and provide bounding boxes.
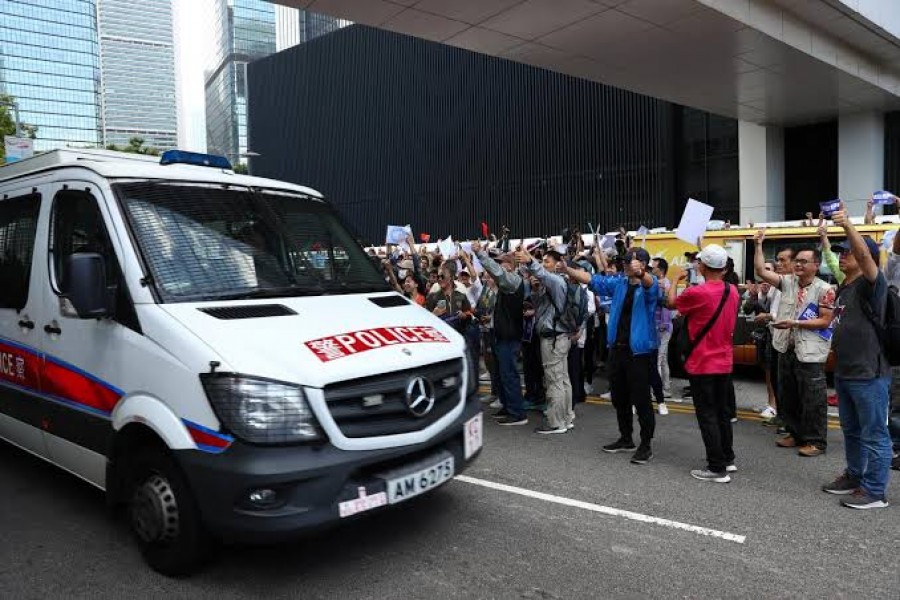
[247,25,738,245]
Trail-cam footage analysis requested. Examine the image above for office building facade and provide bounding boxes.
[205,0,347,165]
[97,0,177,149]
[0,0,103,152]
[247,26,739,244]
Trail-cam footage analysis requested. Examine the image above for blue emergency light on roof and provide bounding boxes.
[159,150,232,170]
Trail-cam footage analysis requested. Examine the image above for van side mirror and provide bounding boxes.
[64,253,109,319]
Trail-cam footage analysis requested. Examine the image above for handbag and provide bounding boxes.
[676,283,731,366]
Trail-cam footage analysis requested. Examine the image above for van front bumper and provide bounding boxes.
[175,393,482,544]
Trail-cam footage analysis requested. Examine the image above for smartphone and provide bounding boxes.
[437,299,447,310]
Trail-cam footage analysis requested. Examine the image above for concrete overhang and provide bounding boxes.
[269,0,900,126]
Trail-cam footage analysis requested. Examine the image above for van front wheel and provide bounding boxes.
[129,449,213,576]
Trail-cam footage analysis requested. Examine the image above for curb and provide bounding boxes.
[478,385,843,430]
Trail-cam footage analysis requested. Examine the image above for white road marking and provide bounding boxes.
[454,475,746,544]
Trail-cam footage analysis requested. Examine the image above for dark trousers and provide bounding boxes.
[649,349,664,403]
[689,374,735,473]
[482,329,501,397]
[609,347,655,448]
[583,325,597,385]
[494,338,524,419]
[726,375,737,419]
[568,345,585,404]
[523,338,544,404]
[777,350,828,449]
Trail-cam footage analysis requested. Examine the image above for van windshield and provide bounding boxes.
[113,182,388,302]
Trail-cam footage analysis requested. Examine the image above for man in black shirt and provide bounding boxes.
[821,203,892,509]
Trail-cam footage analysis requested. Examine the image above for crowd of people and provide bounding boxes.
[373,203,899,509]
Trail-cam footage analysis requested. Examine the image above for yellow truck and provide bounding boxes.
[639,218,898,369]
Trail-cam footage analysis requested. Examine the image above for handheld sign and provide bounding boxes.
[385,225,411,245]
[797,303,833,342]
[675,199,714,246]
[437,236,457,259]
[819,199,841,218]
[873,190,896,206]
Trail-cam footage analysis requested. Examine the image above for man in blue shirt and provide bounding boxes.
[568,247,659,464]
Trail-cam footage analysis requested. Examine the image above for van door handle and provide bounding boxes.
[43,324,62,336]
[18,319,35,330]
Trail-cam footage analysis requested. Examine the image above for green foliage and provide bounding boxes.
[0,94,38,166]
[233,163,249,174]
[105,136,161,156]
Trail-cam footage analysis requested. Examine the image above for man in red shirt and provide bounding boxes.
[667,244,739,482]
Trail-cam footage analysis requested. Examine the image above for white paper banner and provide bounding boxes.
[385,224,411,245]
[438,236,457,258]
[883,229,897,250]
[675,199,714,246]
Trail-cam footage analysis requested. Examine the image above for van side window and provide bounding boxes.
[0,193,41,311]
[49,190,141,332]
[50,190,119,292]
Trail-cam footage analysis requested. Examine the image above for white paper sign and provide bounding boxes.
[675,199,714,246]
[601,234,617,250]
[385,225,411,245]
[554,244,568,255]
[636,225,649,236]
[460,241,473,255]
[438,236,457,258]
[874,190,896,206]
[472,257,484,274]
[883,230,897,250]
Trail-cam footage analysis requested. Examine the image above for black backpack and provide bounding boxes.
[548,279,589,334]
[863,285,900,366]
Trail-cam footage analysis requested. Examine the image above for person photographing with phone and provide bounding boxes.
[425,263,472,335]
[754,228,835,458]
[665,244,739,482]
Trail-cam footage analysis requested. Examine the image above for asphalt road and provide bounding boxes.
[0,401,897,599]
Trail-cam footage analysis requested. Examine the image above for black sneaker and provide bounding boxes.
[497,415,528,426]
[892,452,900,472]
[492,409,511,419]
[602,439,636,453]
[841,490,889,510]
[534,424,568,435]
[822,472,860,495]
[690,469,731,483]
[630,446,653,465]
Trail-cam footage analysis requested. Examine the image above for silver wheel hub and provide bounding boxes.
[131,474,180,544]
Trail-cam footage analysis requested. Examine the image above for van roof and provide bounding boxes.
[0,148,323,198]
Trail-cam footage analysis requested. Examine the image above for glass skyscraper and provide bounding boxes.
[0,0,102,152]
[97,0,177,149]
[205,0,347,165]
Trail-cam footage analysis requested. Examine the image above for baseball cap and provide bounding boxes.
[624,248,651,264]
[698,244,728,269]
[831,237,881,266]
[398,259,414,270]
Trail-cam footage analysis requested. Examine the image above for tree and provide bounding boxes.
[105,136,160,156]
[233,163,249,174]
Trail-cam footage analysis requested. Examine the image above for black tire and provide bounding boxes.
[128,448,213,576]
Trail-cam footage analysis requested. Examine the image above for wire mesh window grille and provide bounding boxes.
[0,194,41,310]
[114,182,387,302]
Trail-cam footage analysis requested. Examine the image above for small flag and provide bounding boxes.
[819,199,841,218]
[873,190,895,205]
[481,222,489,239]
[420,233,431,243]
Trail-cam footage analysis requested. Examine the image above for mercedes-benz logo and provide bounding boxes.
[405,376,435,418]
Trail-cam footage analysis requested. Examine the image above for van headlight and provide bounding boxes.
[201,374,323,444]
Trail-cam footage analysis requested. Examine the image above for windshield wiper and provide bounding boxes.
[206,286,325,301]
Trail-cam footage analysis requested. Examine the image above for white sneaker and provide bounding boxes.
[600,392,611,400]
[584,382,593,395]
[759,406,777,419]
[489,399,502,409]
[730,417,738,423]
[567,422,576,430]
[726,464,737,473]
[632,405,636,415]
[658,403,669,415]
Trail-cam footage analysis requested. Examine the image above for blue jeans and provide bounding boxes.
[494,338,524,419]
[836,376,893,499]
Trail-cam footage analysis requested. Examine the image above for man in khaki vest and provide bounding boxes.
[754,229,835,457]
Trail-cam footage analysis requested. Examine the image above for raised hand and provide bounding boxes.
[754,227,766,244]
[832,202,849,228]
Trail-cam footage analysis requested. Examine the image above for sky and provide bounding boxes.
[174,0,215,151]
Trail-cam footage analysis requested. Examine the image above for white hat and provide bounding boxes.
[698,244,728,269]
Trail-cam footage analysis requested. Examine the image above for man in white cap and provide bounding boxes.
[666,244,739,482]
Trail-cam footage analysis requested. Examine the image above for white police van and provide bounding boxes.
[0,149,482,574]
